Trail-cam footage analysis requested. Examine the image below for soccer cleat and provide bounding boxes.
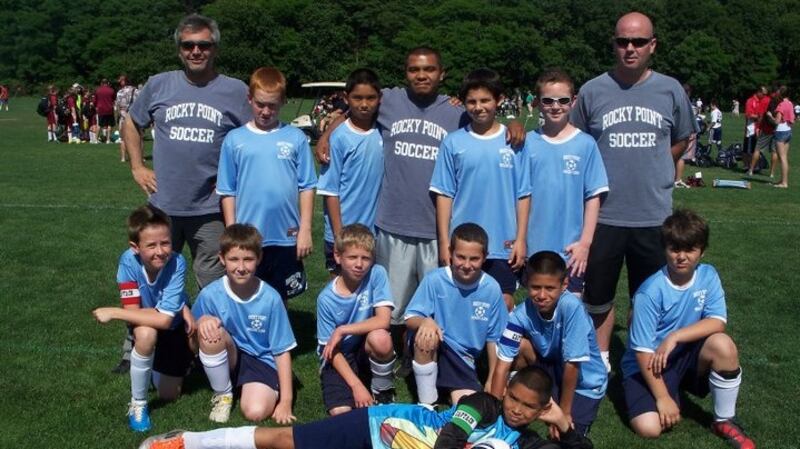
[373,388,396,405]
[208,393,233,423]
[128,400,152,432]
[711,419,756,449]
[138,430,185,449]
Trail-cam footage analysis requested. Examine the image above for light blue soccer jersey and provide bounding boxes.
[525,129,609,258]
[430,125,531,259]
[404,267,508,367]
[367,402,522,449]
[216,122,317,246]
[497,293,607,399]
[316,264,394,355]
[621,264,727,378]
[116,248,188,329]
[192,277,297,369]
[316,120,384,243]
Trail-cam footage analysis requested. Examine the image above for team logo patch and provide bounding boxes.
[285,271,307,298]
[693,289,707,311]
[563,154,581,175]
[499,147,514,169]
[248,314,266,333]
[277,141,294,159]
[357,291,370,309]
[471,301,490,321]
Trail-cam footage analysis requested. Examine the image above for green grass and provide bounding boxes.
[1,97,798,449]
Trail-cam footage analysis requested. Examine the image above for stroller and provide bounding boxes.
[694,142,714,167]
[716,143,743,170]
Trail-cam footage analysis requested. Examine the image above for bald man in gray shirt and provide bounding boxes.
[571,12,695,370]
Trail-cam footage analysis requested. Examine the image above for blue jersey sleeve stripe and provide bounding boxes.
[505,322,525,334]
[499,335,521,348]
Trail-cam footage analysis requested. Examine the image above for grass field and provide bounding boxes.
[1,96,798,449]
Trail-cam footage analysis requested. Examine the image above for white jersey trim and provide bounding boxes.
[245,122,282,134]
[467,124,505,140]
[708,315,728,323]
[567,356,590,362]
[373,300,396,309]
[632,346,655,353]
[344,119,377,136]
[665,270,697,291]
[586,186,610,198]
[154,307,177,317]
[540,127,581,144]
[222,276,264,304]
[316,189,339,197]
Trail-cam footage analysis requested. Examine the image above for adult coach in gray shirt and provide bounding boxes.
[571,12,695,368]
[114,14,249,374]
[317,47,523,333]
[125,13,250,288]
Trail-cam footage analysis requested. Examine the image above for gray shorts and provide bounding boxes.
[756,133,775,152]
[375,228,438,325]
[169,212,226,290]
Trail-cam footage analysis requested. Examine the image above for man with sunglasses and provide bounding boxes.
[570,12,695,374]
[123,13,251,292]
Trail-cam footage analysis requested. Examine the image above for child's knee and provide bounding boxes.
[328,405,352,416]
[240,400,274,422]
[133,326,158,352]
[630,414,662,439]
[705,333,739,363]
[366,329,394,358]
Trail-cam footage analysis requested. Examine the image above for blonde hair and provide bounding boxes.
[334,224,375,254]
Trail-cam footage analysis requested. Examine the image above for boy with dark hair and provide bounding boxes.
[93,205,194,432]
[430,68,531,311]
[490,251,607,437]
[405,222,509,406]
[525,69,608,299]
[316,224,396,415]
[141,366,593,449]
[316,69,383,275]
[217,67,317,300]
[193,224,297,424]
[622,209,755,448]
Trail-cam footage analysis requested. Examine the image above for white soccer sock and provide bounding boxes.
[370,356,396,392]
[130,348,154,401]
[89,131,97,143]
[709,368,742,421]
[200,349,233,395]
[601,351,611,373]
[413,360,438,405]
[183,426,257,449]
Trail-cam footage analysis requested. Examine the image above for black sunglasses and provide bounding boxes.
[614,37,653,48]
[179,40,215,51]
[540,97,572,106]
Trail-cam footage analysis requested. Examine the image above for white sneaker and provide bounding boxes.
[208,393,233,423]
[674,180,690,188]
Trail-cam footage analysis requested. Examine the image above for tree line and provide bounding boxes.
[2,0,798,105]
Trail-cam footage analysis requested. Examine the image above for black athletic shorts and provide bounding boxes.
[583,224,665,314]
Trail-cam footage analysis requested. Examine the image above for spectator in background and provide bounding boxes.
[83,88,99,144]
[0,84,9,111]
[116,75,137,162]
[95,78,116,144]
[67,84,81,144]
[732,99,740,116]
[742,86,767,169]
[773,86,795,188]
[46,85,60,142]
[675,83,697,188]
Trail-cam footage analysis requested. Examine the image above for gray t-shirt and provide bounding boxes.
[375,87,468,239]
[129,71,251,216]
[571,71,694,227]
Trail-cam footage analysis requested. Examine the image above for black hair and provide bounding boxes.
[458,68,503,102]
[508,365,552,406]
[661,209,709,252]
[523,250,567,283]
[450,222,488,255]
[345,68,381,95]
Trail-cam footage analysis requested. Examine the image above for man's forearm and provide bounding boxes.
[124,118,145,169]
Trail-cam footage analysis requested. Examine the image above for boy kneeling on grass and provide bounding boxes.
[93,205,195,432]
[316,224,396,415]
[140,366,593,449]
[193,224,297,424]
[622,209,755,448]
